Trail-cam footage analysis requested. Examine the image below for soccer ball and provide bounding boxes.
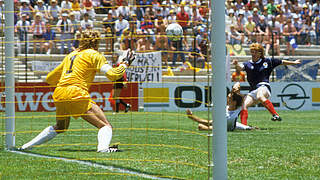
[166,23,183,41]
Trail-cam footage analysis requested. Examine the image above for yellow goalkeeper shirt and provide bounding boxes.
[46,49,125,91]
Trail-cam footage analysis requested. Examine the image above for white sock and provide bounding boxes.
[97,125,112,152]
[235,122,252,130]
[21,126,57,150]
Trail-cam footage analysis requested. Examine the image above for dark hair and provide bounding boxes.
[232,93,243,108]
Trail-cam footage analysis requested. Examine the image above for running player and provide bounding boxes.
[20,29,135,153]
[233,43,301,125]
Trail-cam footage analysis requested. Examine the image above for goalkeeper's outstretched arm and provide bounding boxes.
[100,49,136,81]
[100,63,127,81]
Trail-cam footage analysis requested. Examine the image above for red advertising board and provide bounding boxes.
[0,82,139,112]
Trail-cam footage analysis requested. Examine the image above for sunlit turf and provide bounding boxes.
[1,110,320,179]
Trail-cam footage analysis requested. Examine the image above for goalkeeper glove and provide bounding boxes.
[120,49,136,66]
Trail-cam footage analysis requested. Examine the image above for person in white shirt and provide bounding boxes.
[114,13,129,37]
[15,13,31,54]
[56,13,74,54]
[80,12,94,31]
[47,0,61,24]
[34,0,49,23]
[61,0,72,13]
[116,0,130,20]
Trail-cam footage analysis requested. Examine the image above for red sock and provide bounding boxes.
[262,100,278,116]
[240,109,248,125]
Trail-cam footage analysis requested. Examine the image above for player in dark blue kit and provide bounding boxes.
[233,43,301,125]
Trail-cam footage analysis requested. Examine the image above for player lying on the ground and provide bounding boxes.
[186,82,255,131]
[233,43,301,125]
[20,29,135,153]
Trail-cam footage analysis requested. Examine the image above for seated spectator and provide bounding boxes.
[92,0,101,13]
[102,11,115,53]
[43,24,56,55]
[69,12,80,35]
[31,12,46,54]
[264,26,280,56]
[292,13,304,45]
[198,32,209,60]
[101,0,112,14]
[154,14,166,31]
[47,0,61,24]
[19,0,34,21]
[302,15,315,45]
[120,28,135,50]
[15,13,31,54]
[169,34,187,67]
[136,30,154,52]
[71,31,81,51]
[188,39,206,68]
[314,9,320,45]
[56,13,74,54]
[231,59,246,82]
[81,0,96,19]
[116,0,130,20]
[61,0,72,14]
[229,24,243,45]
[176,1,190,37]
[244,16,257,43]
[130,13,141,30]
[114,13,129,37]
[236,10,246,36]
[155,24,169,66]
[80,12,94,31]
[71,0,81,21]
[256,15,268,43]
[141,14,155,36]
[283,18,297,56]
[167,9,177,24]
[190,4,202,29]
[34,0,49,23]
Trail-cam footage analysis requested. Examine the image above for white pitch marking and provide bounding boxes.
[9,150,172,180]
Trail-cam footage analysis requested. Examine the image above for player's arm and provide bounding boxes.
[46,62,64,85]
[281,59,301,66]
[232,59,244,71]
[101,63,127,81]
[100,49,135,81]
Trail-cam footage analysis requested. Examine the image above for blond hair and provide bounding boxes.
[79,29,101,51]
[249,43,264,58]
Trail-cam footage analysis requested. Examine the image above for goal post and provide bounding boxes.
[212,0,227,179]
[4,0,15,150]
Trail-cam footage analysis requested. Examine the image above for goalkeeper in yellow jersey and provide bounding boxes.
[20,29,135,153]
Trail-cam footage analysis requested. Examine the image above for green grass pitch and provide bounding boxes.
[1,110,320,179]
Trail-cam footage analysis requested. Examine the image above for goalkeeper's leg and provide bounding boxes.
[81,103,115,152]
[21,116,70,150]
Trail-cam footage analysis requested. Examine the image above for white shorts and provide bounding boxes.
[226,108,241,131]
[247,85,271,101]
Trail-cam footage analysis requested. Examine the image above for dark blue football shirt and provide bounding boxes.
[243,58,282,91]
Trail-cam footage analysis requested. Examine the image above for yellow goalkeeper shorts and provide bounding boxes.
[53,86,95,118]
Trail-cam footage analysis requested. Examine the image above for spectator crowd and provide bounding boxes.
[8,0,320,66]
